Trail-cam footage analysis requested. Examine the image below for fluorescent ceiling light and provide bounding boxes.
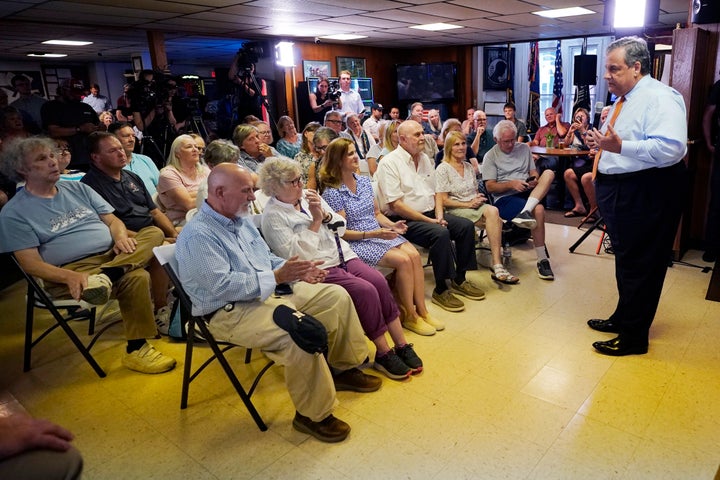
[532,7,595,19]
[319,34,368,41]
[27,53,67,57]
[614,0,647,28]
[410,23,463,31]
[42,40,93,46]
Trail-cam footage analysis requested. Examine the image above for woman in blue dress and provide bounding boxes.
[319,138,443,336]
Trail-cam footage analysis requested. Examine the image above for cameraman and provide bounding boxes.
[229,55,263,122]
[309,76,341,124]
[130,71,181,164]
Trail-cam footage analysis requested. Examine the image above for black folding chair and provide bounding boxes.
[11,255,120,378]
[153,244,274,432]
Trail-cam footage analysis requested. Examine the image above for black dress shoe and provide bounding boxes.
[587,318,621,333]
[592,337,648,356]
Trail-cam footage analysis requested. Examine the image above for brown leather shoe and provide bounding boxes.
[333,367,382,392]
[293,412,350,443]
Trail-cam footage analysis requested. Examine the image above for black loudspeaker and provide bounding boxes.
[574,55,597,86]
[692,0,720,24]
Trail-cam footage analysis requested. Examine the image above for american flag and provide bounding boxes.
[552,40,564,115]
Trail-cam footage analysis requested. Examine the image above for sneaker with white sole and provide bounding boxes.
[373,349,411,380]
[122,343,176,374]
[451,280,486,301]
[511,211,537,230]
[81,273,112,305]
[537,259,555,280]
[154,306,171,336]
[431,290,465,312]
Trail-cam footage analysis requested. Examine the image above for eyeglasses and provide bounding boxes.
[284,177,303,187]
[314,144,328,152]
[258,130,272,136]
[325,119,342,124]
[55,148,71,156]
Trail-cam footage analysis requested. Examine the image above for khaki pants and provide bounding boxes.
[209,282,368,422]
[46,226,164,340]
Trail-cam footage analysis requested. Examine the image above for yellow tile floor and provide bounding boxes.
[1,222,719,479]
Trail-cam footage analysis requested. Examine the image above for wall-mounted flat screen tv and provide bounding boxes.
[396,62,456,102]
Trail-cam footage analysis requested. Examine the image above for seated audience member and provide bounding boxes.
[9,74,46,132]
[467,110,496,161]
[158,134,210,225]
[320,137,441,336]
[561,107,595,218]
[293,121,321,183]
[252,120,284,158]
[375,120,483,313]
[0,137,176,373]
[82,131,178,330]
[388,106,401,120]
[188,133,206,163]
[233,124,265,172]
[82,83,113,114]
[109,122,160,196]
[377,119,401,163]
[483,120,556,280]
[0,413,83,480]
[529,107,570,173]
[306,126,339,191]
[308,76,340,124]
[196,139,251,209]
[435,118,478,173]
[365,120,388,175]
[597,105,611,128]
[0,107,31,143]
[97,110,114,131]
[260,157,422,379]
[341,113,376,162]
[176,163,379,442]
[461,107,476,136]
[53,138,85,182]
[324,110,344,135]
[503,102,528,142]
[423,109,442,143]
[363,103,384,142]
[435,132,519,284]
[276,115,302,159]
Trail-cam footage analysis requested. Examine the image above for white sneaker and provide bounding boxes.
[155,306,171,336]
[122,343,176,374]
[81,273,112,305]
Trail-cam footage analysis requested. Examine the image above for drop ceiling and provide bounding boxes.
[0,0,691,65]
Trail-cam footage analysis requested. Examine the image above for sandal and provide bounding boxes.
[491,266,520,285]
[564,209,587,218]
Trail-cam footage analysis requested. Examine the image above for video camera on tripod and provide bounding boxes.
[128,70,174,113]
[234,42,264,78]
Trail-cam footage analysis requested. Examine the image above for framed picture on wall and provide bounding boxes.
[303,60,331,79]
[336,57,366,78]
[483,47,514,90]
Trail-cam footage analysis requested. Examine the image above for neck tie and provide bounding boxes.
[592,96,625,180]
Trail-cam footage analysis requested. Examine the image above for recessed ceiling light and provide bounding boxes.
[532,7,595,19]
[27,53,68,57]
[410,23,463,31]
[42,40,93,46]
[319,34,368,41]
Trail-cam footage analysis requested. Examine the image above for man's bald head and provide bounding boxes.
[397,120,425,158]
[206,163,255,219]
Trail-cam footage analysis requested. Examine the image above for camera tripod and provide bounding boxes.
[568,208,610,254]
[186,115,209,142]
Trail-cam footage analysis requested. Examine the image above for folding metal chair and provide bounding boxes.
[11,255,120,378]
[152,244,274,431]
